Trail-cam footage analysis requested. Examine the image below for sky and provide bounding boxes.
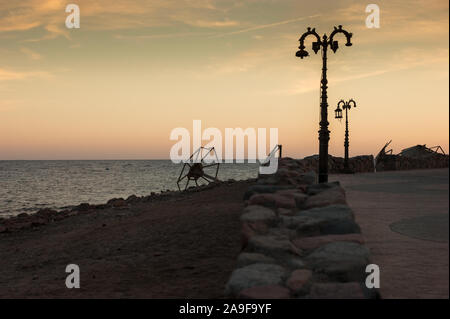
[0,0,448,160]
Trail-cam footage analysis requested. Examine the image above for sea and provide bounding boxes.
[0,160,259,217]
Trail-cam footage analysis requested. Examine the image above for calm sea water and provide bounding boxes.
[0,160,259,217]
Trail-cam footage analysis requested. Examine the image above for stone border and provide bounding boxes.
[225,158,379,299]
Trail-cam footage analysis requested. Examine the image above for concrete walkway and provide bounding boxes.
[331,168,449,299]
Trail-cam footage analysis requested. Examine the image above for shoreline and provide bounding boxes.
[0,178,255,232]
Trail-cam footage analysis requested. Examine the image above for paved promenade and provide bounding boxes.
[331,168,449,299]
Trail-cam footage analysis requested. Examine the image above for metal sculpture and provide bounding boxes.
[177,147,220,191]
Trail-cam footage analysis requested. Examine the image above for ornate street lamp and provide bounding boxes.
[335,99,357,172]
[296,26,353,183]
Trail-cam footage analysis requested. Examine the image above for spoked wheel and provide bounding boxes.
[177,147,220,191]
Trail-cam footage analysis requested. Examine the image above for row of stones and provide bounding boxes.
[224,158,378,299]
[275,155,376,176]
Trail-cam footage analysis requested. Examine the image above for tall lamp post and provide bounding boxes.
[334,99,357,172]
[296,26,353,183]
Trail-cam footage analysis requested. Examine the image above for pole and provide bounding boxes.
[318,36,329,183]
[344,107,349,170]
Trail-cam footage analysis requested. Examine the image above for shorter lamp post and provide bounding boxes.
[334,99,356,172]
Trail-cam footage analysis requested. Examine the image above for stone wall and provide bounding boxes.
[283,155,375,174]
[376,154,449,172]
[224,158,379,299]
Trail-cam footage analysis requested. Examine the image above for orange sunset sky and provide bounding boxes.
[0,0,448,160]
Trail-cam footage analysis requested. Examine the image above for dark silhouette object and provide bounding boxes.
[427,145,446,155]
[177,147,220,191]
[260,144,283,168]
[296,26,353,183]
[374,140,394,171]
[375,141,448,172]
[400,144,446,157]
[335,99,357,173]
[263,144,282,162]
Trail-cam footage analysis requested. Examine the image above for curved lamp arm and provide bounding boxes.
[348,98,357,109]
[296,27,322,58]
[299,27,322,48]
[337,99,346,108]
[329,25,353,53]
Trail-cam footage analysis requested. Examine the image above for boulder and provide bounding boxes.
[277,208,294,216]
[282,205,361,237]
[305,242,370,282]
[225,263,287,297]
[248,193,296,209]
[283,256,306,269]
[243,185,295,200]
[304,187,346,209]
[246,235,300,258]
[286,269,313,295]
[126,195,139,203]
[36,208,57,217]
[107,198,127,208]
[298,171,317,185]
[240,205,278,227]
[292,234,365,253]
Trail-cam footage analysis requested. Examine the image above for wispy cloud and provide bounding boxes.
[210,15,321,38]
[179,19,240,28]
[20,47,42,60]
[114,32,214,40]
[0,68,51,81]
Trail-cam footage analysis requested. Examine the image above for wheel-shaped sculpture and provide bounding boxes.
[177,147,220,191]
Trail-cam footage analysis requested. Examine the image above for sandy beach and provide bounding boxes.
[0,180,252,298]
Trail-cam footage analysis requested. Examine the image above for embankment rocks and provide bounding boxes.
[225,157,379,299]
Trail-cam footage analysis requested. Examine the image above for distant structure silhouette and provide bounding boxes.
[335,98,357,173]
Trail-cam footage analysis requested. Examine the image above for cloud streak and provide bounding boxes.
[210,14,321,38]
[0,68,51,81]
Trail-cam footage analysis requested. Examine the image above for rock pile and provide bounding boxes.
[225,157,379,299]
[376,153,449,171]
[284,155,375,174]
